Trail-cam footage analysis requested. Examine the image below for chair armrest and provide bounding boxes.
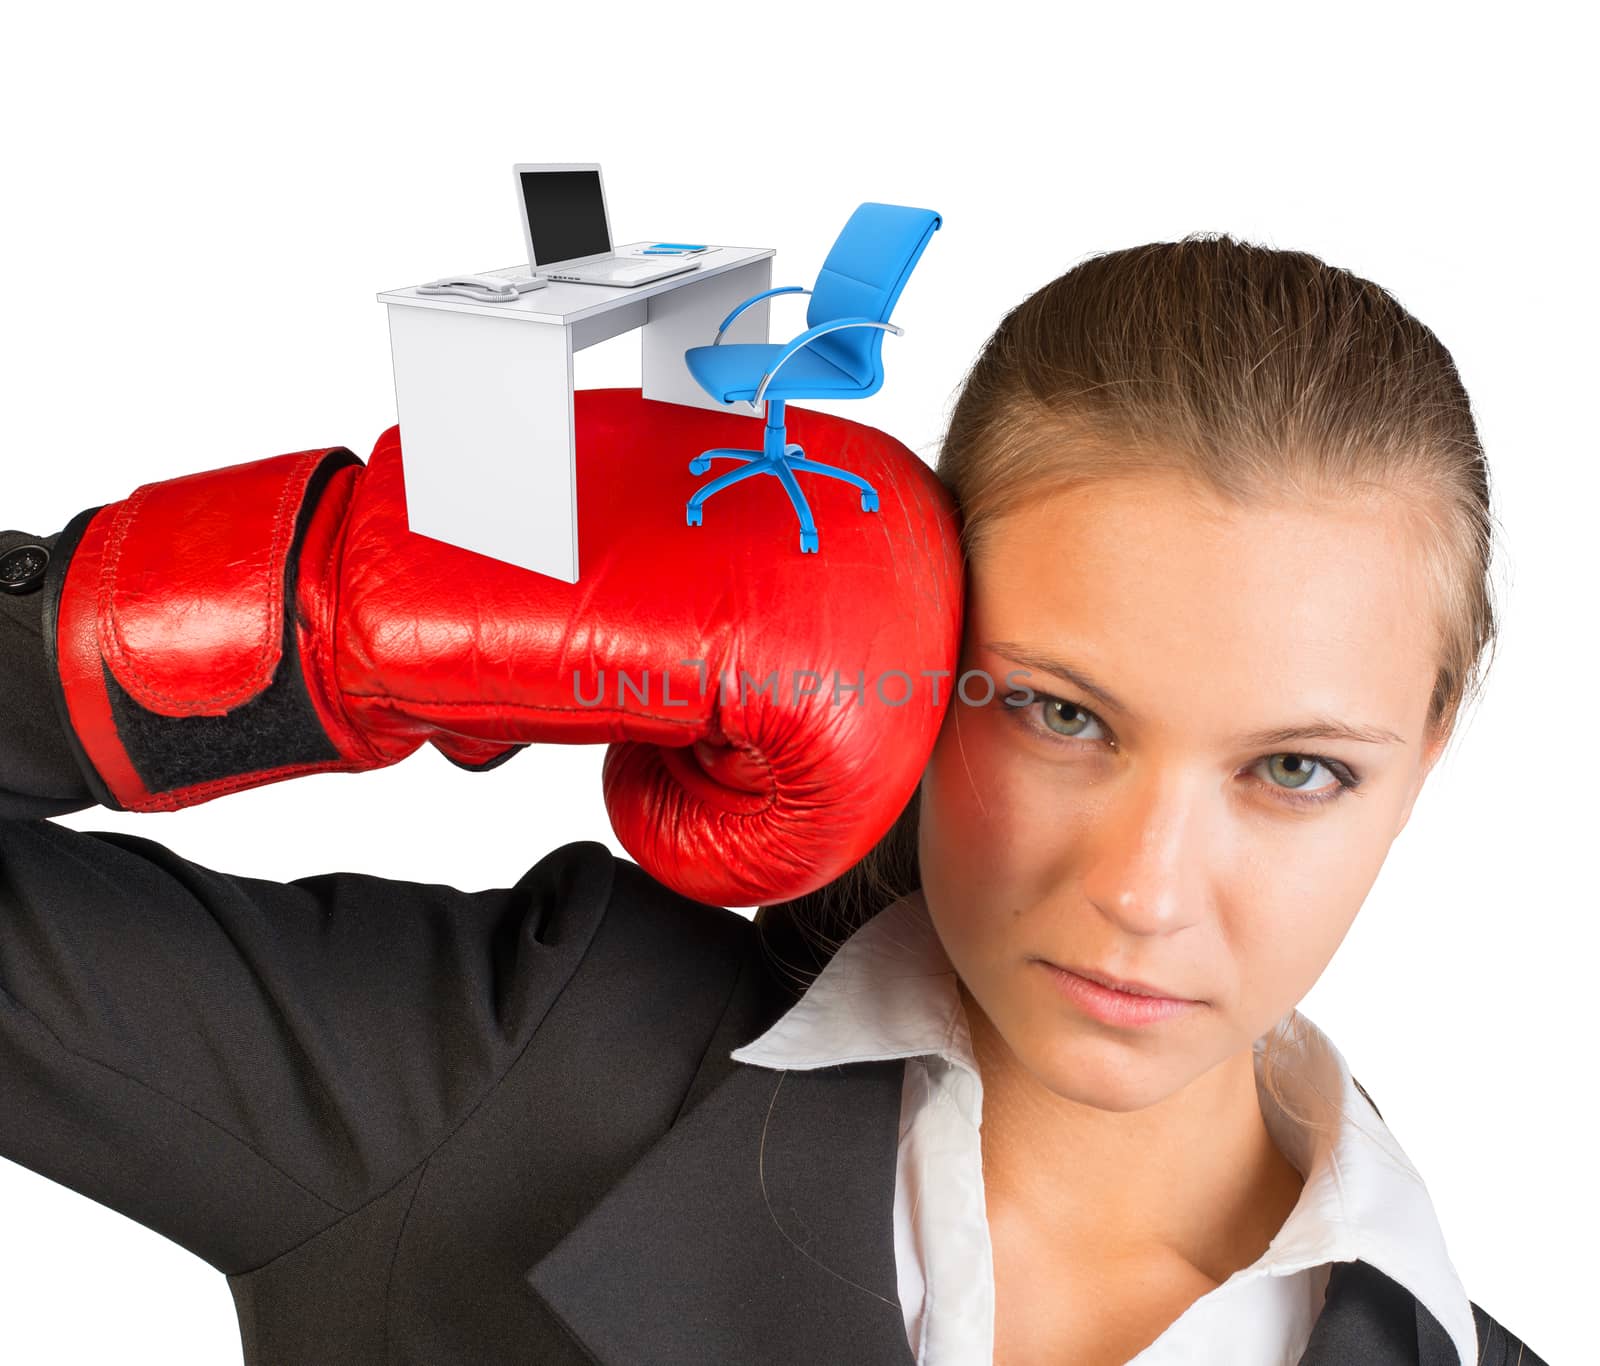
[754,318,905,404]
[713,286,811,344]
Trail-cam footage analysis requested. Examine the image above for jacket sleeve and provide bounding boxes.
[0,528,617,1276]
[0,529,96,820]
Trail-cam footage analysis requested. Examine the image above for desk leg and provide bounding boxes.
[641,258,773,418]
[386,304,579,583]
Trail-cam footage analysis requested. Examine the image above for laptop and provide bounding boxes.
[513,164,701,287]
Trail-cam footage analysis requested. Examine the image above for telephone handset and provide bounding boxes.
[417,274,547,302]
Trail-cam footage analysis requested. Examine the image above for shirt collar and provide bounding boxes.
[731,890,1478,1366]
[734,886,976,1088]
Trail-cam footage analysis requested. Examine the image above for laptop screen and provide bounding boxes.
[519,168,611,266]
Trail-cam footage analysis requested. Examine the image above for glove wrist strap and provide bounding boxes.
[42,446,374,811]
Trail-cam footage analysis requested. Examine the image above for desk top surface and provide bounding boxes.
[378,243,776,323]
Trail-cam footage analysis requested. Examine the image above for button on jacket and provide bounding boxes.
[733,888,1479,1366]
[0,527,1551,1365]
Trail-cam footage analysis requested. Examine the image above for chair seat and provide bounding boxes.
[684,342,867,404]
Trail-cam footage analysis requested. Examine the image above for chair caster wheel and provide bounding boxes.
[861,489,879,512]
[689,456,711,475]
[686,506,703,527]
[800,529,819,554]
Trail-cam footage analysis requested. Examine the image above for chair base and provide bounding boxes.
[685,399,879,554]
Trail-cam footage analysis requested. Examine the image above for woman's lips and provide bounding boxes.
[1036,960,1202,1027]
[1055,962,1188,999]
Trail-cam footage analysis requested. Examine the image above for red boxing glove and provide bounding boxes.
[44,388,963,906]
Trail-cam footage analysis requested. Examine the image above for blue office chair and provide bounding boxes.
[682,203,942,553]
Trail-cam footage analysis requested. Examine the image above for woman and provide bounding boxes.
[752,235,1549,1365]
[0,236,1546,1364]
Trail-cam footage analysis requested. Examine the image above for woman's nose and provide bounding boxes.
[1076,766,1209,938]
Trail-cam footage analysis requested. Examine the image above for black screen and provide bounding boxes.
[520,169,611,265]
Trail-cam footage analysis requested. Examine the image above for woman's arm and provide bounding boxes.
[0,811,617,1276]
[0,391,958,1279]
[1,523,618,1274]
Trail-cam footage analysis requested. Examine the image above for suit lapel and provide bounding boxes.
[1297,1257,1453,1365]
[525,1056,916,1366]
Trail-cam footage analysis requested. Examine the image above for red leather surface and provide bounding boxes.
[335,388,964,906]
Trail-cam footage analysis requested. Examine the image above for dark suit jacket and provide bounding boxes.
[0,527,1550,1365]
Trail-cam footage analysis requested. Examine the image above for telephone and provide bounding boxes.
[417,274,547,302]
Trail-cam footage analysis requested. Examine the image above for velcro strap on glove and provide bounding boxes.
[43,446,365,810]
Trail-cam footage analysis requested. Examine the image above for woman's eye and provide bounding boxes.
[1035,696,1106,741]
[1255,752,1343,798]
[1010,692,1361,808]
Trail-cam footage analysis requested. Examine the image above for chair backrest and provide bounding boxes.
[805,203,942,387]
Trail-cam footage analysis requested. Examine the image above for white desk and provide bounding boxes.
[378,243,775,582]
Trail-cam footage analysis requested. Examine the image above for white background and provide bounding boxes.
[2,2,1592,1361]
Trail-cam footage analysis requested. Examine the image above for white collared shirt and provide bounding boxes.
[730,889,1478,1366]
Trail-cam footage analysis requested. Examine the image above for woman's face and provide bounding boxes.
[919,470,1449,1112]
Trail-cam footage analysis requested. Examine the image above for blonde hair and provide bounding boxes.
[755,233,1501,1134]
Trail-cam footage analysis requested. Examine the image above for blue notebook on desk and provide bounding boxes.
[643,243,709,256]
